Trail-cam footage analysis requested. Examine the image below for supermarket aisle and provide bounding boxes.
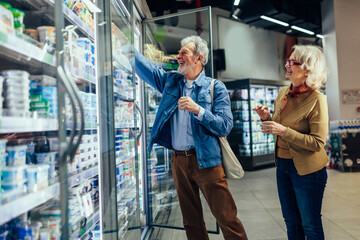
[150,167,360,240]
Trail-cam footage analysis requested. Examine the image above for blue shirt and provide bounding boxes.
[171,78,205,151]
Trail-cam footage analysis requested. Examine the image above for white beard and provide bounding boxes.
[178,64,192,75]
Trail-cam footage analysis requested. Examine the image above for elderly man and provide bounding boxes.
[135,35,247,240]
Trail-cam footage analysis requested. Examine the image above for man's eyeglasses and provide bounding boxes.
[285,59,302,66]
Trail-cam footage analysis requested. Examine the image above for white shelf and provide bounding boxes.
[68,167,99,189]
[114,122,135,129]
[0,183,60,225]
[0,32,56,70]
[0,116,58,133]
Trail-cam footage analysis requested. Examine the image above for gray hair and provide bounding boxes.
[292,45,328,90]
[181,35,209,66]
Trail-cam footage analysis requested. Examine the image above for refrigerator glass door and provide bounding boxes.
[141,7,218,234]
[96,0,141,239]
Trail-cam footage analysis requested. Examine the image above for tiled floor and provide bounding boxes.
[150,167,360,240]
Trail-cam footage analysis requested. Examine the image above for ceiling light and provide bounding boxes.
[232,8,241,19]
[260,15,289,27]
[291,26,314,35]
[316,34,324,39]
[234,0,241,6]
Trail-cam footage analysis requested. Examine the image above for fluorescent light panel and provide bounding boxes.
[291,26,314,35]
[260,15,289,27]
[232,14,239,19]
[234,0,241,6]
[316,34,324,39]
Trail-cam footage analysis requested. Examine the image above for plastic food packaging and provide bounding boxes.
[37,26,56,43]
[23,29,38,40]
[1,165,26,183]
[10,8,25,25]
[0,5,14,34]
[1,70,30,79]
[6,145,27,166]
[26,164,49,192]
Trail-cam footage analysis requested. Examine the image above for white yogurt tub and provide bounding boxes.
[1,179,27,192]
[6,145,27,166]
[26,165,49,192]
[1,165,27,183]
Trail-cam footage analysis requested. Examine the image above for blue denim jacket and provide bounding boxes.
[135,51,233,169]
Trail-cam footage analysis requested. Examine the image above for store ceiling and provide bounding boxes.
[146,0,324,37]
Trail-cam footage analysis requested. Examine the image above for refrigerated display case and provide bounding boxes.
[0,0,94,239]
[225,79,289,170]
[329,120,360,172]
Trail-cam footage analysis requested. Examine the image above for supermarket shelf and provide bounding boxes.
[114,91,135,102]
[73,75,96,85]
[16,0,94,41]
[0,32,56,73]
[68,166,99,189]
[115,122,135,129]
[0,116,58,133]
[116,151,136,166]
[0,183,60,225]
[71,210,100,239]
[63,4,95,41]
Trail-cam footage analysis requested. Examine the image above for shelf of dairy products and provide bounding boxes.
[0,32,56,70]
[43,0,95,41]
[68,166,99,189]
[0,117,58,133]
[115,151,136,166]
[71,210,100,239]
[0,183,60,226]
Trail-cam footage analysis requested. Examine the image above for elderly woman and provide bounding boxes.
[253,45,329,240]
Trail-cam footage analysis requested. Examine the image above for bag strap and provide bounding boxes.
[210,79,215,109]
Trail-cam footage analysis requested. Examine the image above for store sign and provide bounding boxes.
[342,89,360,104]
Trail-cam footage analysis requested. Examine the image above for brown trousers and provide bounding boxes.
[171,150,248,240]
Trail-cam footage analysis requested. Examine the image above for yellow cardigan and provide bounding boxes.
[271,86,329,175]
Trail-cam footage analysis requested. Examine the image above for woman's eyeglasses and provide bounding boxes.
[285,59,302,66]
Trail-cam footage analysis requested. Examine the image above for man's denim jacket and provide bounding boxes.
[135,51,233,169]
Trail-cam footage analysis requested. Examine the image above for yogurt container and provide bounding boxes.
[35,152,57,164]
[1,165,26,183]
[1,179,26,191]
[26,165,49,192]
[6,145,27,166]
[37,26,56,43]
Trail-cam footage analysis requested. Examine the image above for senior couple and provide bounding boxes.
[134,35,329,240]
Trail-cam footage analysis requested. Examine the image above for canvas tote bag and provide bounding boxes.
[210,79,244,179]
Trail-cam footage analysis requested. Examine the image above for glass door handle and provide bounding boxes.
[57,66,85,159]
[63,69,85,158]
[132,101,144,142]
[57,66,78,159]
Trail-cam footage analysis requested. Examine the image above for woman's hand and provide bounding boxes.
[260,121,287,136]
[253,105,270,121]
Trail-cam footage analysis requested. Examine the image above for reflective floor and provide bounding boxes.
[150,167,360,240]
